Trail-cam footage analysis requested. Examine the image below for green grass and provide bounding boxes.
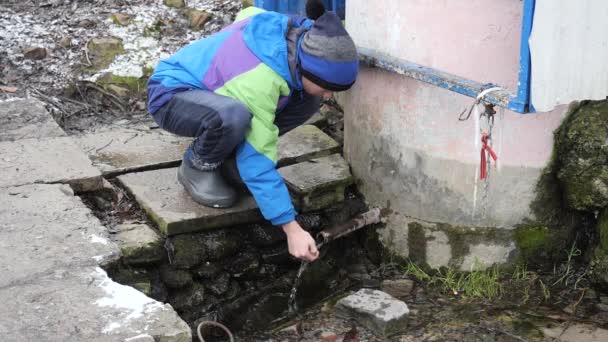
[404,260,502,300]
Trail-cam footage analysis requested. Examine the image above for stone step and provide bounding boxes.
[0,98,66,142]
[279,153,353,212]
[335,289,409,338]
[0,184,190,341]
[277,124,340,167]
[0,136,103,192]
[74,127,192,175]
[113,223,165,266]
[117,168,262,236]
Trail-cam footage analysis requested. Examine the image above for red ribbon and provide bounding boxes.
[480,133,498,180]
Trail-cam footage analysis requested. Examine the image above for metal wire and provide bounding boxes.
[197,321,235,342]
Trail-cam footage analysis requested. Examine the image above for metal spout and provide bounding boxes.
[317,208,381,245]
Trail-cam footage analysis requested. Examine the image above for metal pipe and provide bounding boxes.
[317,207,381,245]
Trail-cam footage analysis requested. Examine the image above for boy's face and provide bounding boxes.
[302,76,334,100]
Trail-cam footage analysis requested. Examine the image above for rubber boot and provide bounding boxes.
[220,156,249,193]
[178,161,237,208]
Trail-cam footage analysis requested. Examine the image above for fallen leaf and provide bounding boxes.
[321,335,341,342]
[0,85,18,93]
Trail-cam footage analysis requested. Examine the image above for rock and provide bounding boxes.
[597,209,608,253]
[555,100,608,211]
[167,235,207,269]
[0,98,66,142]
[247,223,286,247]
[221,291,289,331]
[169,283,206,312]
[601,296,608,304]
[296,259,340,307]
[110,13,131,26]
[74,127,191,176]
[0,136,103,192]
[595,303,608,312]
[114,223,164,266]
[279,154,353,212]
[304,111,328,128]
[207,273,231,296]
[261,245,292,265]
[242,0,255,8]
[335,289,409,337]
[117,168,262,235]
[77,18,96,28]
[541,323,608,342]
[228,251,260,278]
[106,84,130,97]
[277,125,340,167]
[186,9,212,31]
[296,213,322,229]
[193,262,222,279]
[58,37,72,48]
[23,47,47,60]
[87,36,124,70]
[589,247,608,291]
[164,0,185,8]
[160,265,193,289]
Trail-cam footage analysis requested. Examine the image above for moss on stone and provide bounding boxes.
[554,100,608,211]
[513,222,571,267]
[170,235,207,269]
[589,247,608,291]
[160,265,193,289]
[143,18,166,38]
[96,73,148,96]
[407,222,427,265]
[86,37,125,71]
[163,0,185,8]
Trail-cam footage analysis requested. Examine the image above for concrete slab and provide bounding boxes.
[0,136,103,191]
[277,124,340,167]
[118,168,262,236]
[0,98,66,142]
[74,127,192,175]
[279,154,353,211]
[335,289,409,337]
[114,223,165,266]
[0,184,190,341]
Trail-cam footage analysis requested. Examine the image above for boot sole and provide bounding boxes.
[178,167,236,209]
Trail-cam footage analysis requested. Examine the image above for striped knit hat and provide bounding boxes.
[299,11,359,92]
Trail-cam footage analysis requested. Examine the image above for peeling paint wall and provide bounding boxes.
[343,0,567,265]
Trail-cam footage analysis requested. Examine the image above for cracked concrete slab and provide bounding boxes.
[0,184,190,341]
[0,136,103,191]
[118,168,262,236]
[0,98,66,142]
[74,127,192,175]
[277,124,340,167]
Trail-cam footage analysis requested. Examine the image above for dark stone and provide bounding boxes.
[296,213,322,230]
[168,235,208,269]
[247,223,285,247]
[160,265,193,289]
[23,47,47,60]
[207,273,231,296]
[228,251,260,279]
[261,245,294,265]
[219,290,289,331]
[381,279,415,299]
[168,282,206,312]
[295,259,341,308]
[257,264,280,279]
[204,230,241,261]
[193,261,222,279]
[225,280,240,300]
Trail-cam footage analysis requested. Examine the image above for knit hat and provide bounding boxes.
[299,11,359,92]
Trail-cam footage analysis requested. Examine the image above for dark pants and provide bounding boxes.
[151,89,320,170]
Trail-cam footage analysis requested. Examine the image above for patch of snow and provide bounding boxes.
[103,322,122,333]
[93,255,105,262]
[90,234,109,245]
[93,267,164,320]
[124,334,153,341]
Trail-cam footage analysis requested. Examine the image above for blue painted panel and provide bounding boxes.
[511,0,536,113]
[254,0,345,19]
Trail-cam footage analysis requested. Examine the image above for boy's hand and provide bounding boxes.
[282,221,319,262]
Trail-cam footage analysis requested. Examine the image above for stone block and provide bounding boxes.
[304,111,328,128]
[74,127,191,175]
[279,154,353,212]
[0,136,103,191]
[118,168,262,236]
[0,98,66,142]
[277,124,340,167]
[335,289,409,337]
[0,184,190,341]
[114,223,164,266]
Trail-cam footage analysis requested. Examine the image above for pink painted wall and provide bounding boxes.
[340,0,570,231]
[347,0,524,92]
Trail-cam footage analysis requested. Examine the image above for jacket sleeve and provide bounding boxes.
[214,64,296,226]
